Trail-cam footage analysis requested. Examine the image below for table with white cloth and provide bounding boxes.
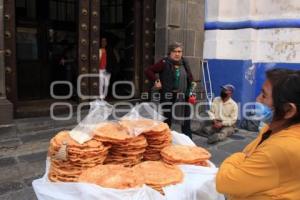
[32,131,225,200]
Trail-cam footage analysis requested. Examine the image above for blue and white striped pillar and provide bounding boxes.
[204,0,300,108]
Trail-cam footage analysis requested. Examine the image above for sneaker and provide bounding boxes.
[207,134,220,144]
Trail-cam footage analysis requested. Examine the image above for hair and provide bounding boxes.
[167,42,183,55]
[266,68,300,124]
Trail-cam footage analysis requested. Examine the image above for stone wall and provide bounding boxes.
[155,0,205,81]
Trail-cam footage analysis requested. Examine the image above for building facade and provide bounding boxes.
[204,0,300,113]
[0,0,205,124]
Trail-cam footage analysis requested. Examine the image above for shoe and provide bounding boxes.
[207,134,220,144]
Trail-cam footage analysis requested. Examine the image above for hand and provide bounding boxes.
[154,79,162,89]
[188,94,196,104]
[191,81,197,88]
[213,120,223,129]
[244,152,251,158]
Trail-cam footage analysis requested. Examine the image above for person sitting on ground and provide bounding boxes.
[216,68,300,200]
[203,84,238,144]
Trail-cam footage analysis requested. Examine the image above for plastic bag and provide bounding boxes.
[164,132,224,200]
[164,164,224,200]
[33,176,163,200]
[120,103,166,136]
[32,131,224,200]
[122,102,165,121]
[171,131,196,146]
[69,100,113,144]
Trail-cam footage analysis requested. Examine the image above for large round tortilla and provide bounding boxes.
[79,164,144,189]
[133,161,183,186]
[161,145,211,163]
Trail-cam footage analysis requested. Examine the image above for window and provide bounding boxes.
[16,27,38,60]
[16,0,36,20]
[101,0,123,25]
[49,0,75,22]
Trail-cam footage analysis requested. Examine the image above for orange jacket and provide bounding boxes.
[216,124,300,200]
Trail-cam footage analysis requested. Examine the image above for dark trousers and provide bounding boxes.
[162,98,192,139]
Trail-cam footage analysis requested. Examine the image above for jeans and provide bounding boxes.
[162,98,192,139]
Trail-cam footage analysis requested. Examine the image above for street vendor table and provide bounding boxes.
[32,131,225,200]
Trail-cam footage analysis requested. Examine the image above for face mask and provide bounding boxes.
[254,102,273,124]
[220,90,228,99]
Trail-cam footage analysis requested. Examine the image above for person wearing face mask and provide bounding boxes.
[254,102,274,131]
[254,69,295,131]
[216,68,300,200]
[202,84,238,144]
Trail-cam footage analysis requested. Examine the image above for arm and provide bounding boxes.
[144,59,165,81]
[207,99,217,120]
[182,57,194,82]
[216,151,279,197]
[221,102,238,126]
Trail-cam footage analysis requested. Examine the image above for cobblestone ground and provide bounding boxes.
[0,116,258,200]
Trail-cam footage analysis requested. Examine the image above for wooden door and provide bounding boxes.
[4,0,17,105]
[15,0,78,101]
[123,0,156,97]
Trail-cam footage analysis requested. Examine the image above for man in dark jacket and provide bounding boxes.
[144,42,195,138]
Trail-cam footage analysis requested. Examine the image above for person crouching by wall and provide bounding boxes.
[203,84,238,144]
[216,68,300,200]
[144,42,196,139]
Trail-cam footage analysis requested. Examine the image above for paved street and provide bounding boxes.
[0,115,258,200]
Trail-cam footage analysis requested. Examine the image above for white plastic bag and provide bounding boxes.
[171,131,196,146]
[33,180,164,200]
[120,102,166,136]
[33,131,224,200]
[163,165,224,200]
[70,100,113,144]
[161,131,225,200]
[33,157,164,200]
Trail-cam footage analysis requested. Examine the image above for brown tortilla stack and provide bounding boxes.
[160,145,211,167]
[48,131,109,182]
[93,122,147,167]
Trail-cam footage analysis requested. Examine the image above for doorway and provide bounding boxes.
[11,0,155,117]
[99,0,136,98]
[15,0,78,101]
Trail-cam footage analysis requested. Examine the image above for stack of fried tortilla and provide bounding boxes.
[78,164,144,189]
[48,131,109,182]
[93,122,147,167]
[118,118,157,135]
[119,119,172,161]
[160,145,211,167]
[133,161,183,194]
[142,122,172,161]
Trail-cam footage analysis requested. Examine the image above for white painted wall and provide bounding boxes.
[204,0,300,63]
[206,0,300,21]
[204,29,300,63]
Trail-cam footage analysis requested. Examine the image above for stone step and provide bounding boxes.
[3,99,141,137]
[14,102,138,135]
[0,125,17,140]
[19,125,76,143]
[15,114,80,134]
